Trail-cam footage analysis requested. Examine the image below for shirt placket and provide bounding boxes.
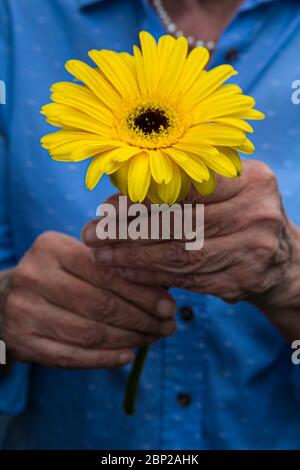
[160,290,206,450]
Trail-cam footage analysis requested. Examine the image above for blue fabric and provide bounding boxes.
[0,0,300,450]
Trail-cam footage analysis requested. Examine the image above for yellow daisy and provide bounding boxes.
[41,31,265,204]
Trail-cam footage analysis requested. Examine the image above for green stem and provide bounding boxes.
[123,346,149,415]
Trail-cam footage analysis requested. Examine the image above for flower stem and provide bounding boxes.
[123,346,149,415]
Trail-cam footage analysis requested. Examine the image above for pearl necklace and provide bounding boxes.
[153,0,216,51]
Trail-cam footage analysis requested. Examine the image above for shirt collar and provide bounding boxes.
[77,0,105,9]
[76,0,278,11]
[240,0,279,12]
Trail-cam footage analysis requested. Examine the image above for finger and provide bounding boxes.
[83,161,262,249]
[186,159,273,206]
[202,196,249,238]
[82,218,102,245]
[93,235,238,274]
[82,217,152,247]
[82,183,250,250]
[185,160,252,205]
[119,266,241,301]
[26,337,135,369]
[82,201,177,247]
[81,169,244,246]
[59,246,177,319]
[203,168,280,238]
[31,297,165,348]
[23,268,175,335]
[83,201,240,246]
[185,174,244,205]
[81,194,150,247]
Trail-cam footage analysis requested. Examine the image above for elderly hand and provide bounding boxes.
[83,161,300,340]
[2,232,176,368]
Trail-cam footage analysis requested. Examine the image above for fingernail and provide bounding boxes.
[95,247,113,263]
[157,299,177,318]
[82,225,98,245]
[119,352,134,365]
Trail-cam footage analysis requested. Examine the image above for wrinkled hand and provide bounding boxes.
[3,232,176,368]
[83,161,296,308]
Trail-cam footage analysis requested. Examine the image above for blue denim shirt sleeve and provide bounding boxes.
[0,0,16,269]
[0,122,30,430]
[0,1,30,433]
[0,123,30,437]
[1,0,300,450]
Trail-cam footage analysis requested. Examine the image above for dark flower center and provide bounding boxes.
[129,106,170,135]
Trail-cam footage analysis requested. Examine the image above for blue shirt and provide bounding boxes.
[1,0,300,450]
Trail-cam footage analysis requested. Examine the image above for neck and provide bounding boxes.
[152,0,244,44]
[160,0,244,15]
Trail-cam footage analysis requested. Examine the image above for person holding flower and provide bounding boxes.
[0,0,300,451]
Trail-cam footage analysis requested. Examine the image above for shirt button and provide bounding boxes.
[177,393,192,407]
[225,48,239,62]
[179,306,194,322]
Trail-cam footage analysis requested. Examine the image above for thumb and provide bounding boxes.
[184,159,256,205]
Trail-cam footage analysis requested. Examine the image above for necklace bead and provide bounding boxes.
[153,0,216,51]
[167,22,176,33]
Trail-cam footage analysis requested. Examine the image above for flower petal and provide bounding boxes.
[149,149,173,184]
[58,143,112,161]
[109,146,143,162]
[212,117,253,133]
[174,142,219,160]
[41,103,113,136]
[157,161,181,205]
[162,147,188,164]
[139,31,159,94]
[147,179,163,204]
[193,95,256,124]
[128,153,151,202]
[41,130,125,162]
[65,60,121,109]
[175,142,237,177]
[177,46,209,97]
[236,138,255,154]
[177,169,191,201]
[88,49,139,98]
[181,124,246,147]
[50,81,113,126]
[193,168,216,196]
[85,154,109,190]
[158,36,188,95]
[233,109,265,120]
[217,147,242,176]
[133,45,148,96]
[184,64,238,107]
[164,148,209,182]
[86,151,127,191]
[110,160,131,196]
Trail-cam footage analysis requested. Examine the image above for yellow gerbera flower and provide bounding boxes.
[41,31,264,204]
